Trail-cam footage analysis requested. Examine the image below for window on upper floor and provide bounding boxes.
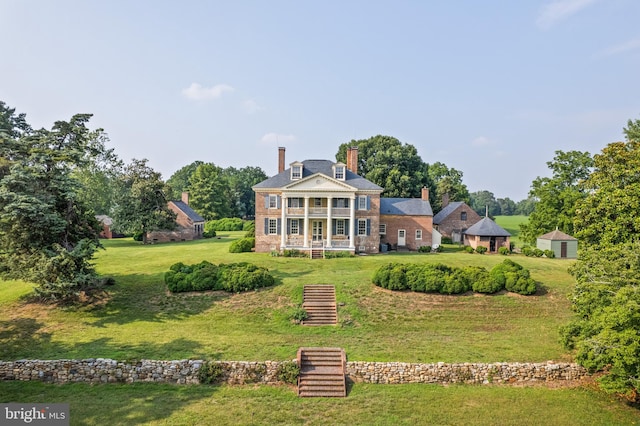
[334,165,345,180]
[288,198,302,208]
[461,211,467,221]
[291,164,302,180]
[269,195,279,209]
[314,198,322,207]
[357,196,369,210]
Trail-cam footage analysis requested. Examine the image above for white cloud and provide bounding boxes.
[243,99,263,114]
[536,0,597,30]
[471,136,491,147]
[181,83,234,100]
[598,38,640,57]
[260,132,296,145]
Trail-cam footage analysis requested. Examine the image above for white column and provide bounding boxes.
[326,196,333,248]
[281,196,287,249]
[349,195,356,249]
[303,196,310,248]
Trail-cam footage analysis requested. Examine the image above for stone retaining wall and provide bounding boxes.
[0,359,588,385]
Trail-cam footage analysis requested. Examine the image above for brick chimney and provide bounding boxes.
[348,146,358,174]
[421,187,430,201]
[442,193,450,208]
[181,192,189,205]
[278,147,286,173]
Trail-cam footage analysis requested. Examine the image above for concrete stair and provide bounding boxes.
[302,285,337,326]
[297,347,346,397]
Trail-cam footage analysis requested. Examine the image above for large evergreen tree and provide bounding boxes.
[0,108,110,302]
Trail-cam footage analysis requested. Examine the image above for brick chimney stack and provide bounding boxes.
[181,192,189,205]
[348,146,358,174]
[442,193,450,208]
[278,147,286,173]
[422,187,430,202]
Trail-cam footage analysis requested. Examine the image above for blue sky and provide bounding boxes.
[1,0,639,201]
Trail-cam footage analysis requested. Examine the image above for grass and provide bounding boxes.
[1,381,638,425]
[0,233,575,362]
[494,215,528,247]
[2,232,638,423]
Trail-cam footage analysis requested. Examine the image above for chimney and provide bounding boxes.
[348,146,358,174]
[181,192,189,205]
[421,187,430,201]
[346,147,352,171]
[442,193,450,208]
[278,147,286,173]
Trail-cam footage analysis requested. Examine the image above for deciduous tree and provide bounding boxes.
[428,162,470,212]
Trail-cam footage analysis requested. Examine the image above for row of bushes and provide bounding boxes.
[521,246,555,258]
[165,261,275,293]
[229,238,255,253]
[372,259,537,295]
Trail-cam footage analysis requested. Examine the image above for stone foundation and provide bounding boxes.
[0,359,588,385]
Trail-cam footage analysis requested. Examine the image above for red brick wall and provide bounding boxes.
[436,204,482,240]
[380,214,433,251]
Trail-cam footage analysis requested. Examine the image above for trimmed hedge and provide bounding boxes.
[373,259,537,296]
[229,238,255,253]
[165,261,275,293]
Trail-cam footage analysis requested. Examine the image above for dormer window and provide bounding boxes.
[333,163,346,180]
[291,162,303,180]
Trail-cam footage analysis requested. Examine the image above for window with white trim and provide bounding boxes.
[334,165,345,180]
[336,219,345,235]
[314,198,322,207]
[358,219,367,236]
[416,229,422,240]
[290,219,299,235]
[269,195,278,209]
[357,196,367,210]
[268,219,278,235]
[379,224,386,235]
[336,198,348,208]
[291,165,302,180]
[289,198,301,208]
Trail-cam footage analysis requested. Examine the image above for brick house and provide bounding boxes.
[463,217,511,253]
[379,187,434,251]
[432,201,482,243]
[147,193,205,243]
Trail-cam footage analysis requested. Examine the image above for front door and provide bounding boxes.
[490,237,496,252]
[312,221,323,242]
[560,242,567,258]
[398,229,406,246]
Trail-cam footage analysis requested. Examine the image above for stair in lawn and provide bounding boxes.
[298,347,346,397]
[302,285,337,326]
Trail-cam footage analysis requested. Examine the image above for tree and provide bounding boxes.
[428,162,470,212]
[515,197,536,216]
[223,166,268,218]
[0,109,108,302]
[574,129,640,248]
[519,150,593,244]
[497,197,517,216]
[111,159,176,243]
[166,160,204,200]
[336,135,433,199]
[188,163,232,220]
[469,190,500,217]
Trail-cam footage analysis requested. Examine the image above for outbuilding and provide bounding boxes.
[536,229,578,259]
[463,217,511,253]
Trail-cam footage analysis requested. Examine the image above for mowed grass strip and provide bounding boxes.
[1,232,575,362]
[0,381,637,426]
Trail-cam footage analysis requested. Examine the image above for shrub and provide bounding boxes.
[442,237,453,244]
[276,361,300,385]
[325,251,354,259]
[243,220,255,232]
[490,259,537,295]
[544,249,555,258]
[475,246,488,255]
[521,246,533,256]
[498,246,510,255]
[469,266,504,294]
[440,269,471,294]
[165,261,274,293]
[464,245,475,254]
[290,307,308,323]
[283,249,308,258]
[533,248,544,257]
[203,229,216,238]
[372,263,396,288]
[206,218,244,231]
[229,237,255,253]
[388,264,409,290]
[418,245,431,253]
[133,231,144,242]
[198,361,224,384]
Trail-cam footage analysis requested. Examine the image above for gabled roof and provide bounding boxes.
[172,201,205,223]
[252,160,383,192]
[538,229,577,241]
[95,215,113,226]
[464,217,510,237]
[380,198,433,216]
[432,201,465,224]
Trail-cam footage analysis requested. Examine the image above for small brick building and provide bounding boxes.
[463,217,511,253]
[147,193,205,243]
[379,187,433,251]
[432,201,482,243]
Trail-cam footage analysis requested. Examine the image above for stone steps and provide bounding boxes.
[298,347,346,397]
[302,285,337,326]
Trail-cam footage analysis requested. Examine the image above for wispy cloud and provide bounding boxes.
[536,0,597,30]
[598,38,640,57]
[181,83,234,100]
[471,136,492,147]
[243,99,263,114]
[260,132,296,145]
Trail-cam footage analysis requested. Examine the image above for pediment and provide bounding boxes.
[284,173,356,191]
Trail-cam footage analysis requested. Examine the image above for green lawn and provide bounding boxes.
[2,233,638,423]
[494,215,528,247]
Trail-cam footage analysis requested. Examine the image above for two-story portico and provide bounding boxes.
[253,148,383,255]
